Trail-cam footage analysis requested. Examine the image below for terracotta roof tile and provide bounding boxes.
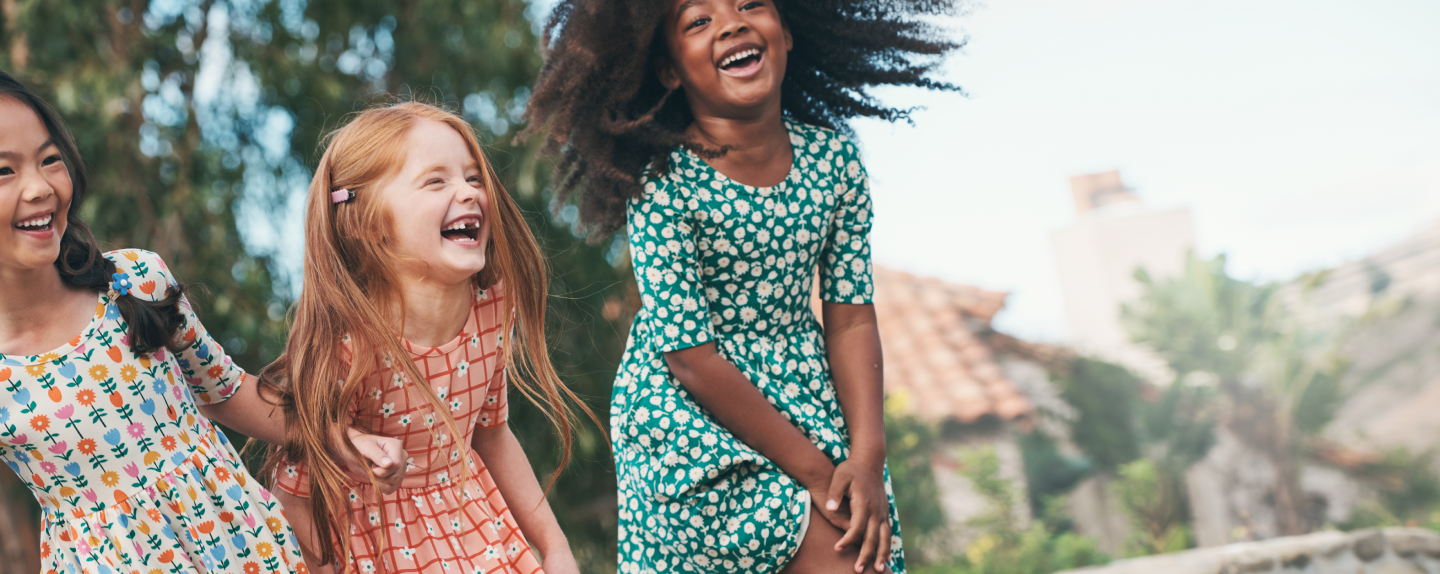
[814,267,1035,424]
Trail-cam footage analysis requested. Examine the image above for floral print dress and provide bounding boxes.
[0,250,305,574]
[613,121,905,574]
[274,282,543,574]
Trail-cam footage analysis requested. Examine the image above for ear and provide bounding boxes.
[656,57,682,91]
[782,16,793,52]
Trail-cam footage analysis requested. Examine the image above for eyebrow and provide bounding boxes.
[675,0,707,22]
[0,140,55,161]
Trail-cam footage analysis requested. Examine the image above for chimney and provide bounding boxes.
[1069,170,1139,213]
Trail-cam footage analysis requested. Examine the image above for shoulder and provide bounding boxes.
[631,163,704,224]
[103,249,177,302]
[790,121,863,164]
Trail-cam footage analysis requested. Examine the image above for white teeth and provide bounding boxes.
[15,215,51,228]
[443,220,478,231]
[720,49,760,68]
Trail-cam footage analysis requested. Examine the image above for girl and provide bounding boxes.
[0,72,406,574]
[258,102,596,574]
[522,0,962,572]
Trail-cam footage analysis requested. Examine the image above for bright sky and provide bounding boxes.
[850,0,1440,341]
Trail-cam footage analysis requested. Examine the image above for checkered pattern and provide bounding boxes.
[276,283,541,574]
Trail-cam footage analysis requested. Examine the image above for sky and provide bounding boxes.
[846,0,1440,341]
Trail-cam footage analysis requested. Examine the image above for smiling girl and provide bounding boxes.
[258,102,595,574]
[522,0,962,572]
[0,72,406,574]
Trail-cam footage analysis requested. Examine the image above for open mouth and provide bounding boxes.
[717,46,764,75]
[13,212,54,233]
[441,216,481,243]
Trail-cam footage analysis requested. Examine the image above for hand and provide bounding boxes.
[344,428,407,495]
[538,547,581,574]
[825,459,892,573]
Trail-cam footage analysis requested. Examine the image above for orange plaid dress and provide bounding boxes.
[274,283,542,574]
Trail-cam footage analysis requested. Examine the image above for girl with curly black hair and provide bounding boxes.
[522,1,962,572]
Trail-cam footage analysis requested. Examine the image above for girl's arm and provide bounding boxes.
[274,488,335,574]
[198,374,407,493]
[470,423,579,574]
[820,301,892,572]
[663,345,842,522]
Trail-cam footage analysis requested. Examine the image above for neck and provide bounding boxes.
[392,275,474,348]
[0,262,86,353]
[687,99,790,171]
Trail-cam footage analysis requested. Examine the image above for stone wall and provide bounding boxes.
[1056,528,1440,574]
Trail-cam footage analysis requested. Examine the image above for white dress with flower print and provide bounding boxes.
[0,250,305,574]
[613,122,905,574]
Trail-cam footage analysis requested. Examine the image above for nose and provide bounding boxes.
[716,9,749,40]
[455,179,485,206]
[19,165,56,204]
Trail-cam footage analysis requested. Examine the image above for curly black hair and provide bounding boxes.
[519,0,966,239]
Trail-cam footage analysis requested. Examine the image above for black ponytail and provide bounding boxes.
[1,70,189,355]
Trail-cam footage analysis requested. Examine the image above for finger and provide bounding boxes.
[826,473,852,514]
[351,436,395,470]
[834,499,865,551]
[875,519,892,572]
[855,515,881,573]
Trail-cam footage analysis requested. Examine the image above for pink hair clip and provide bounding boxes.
[331,188,354,204]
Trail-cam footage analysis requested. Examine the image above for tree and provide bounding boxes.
[1122,253,1349,537]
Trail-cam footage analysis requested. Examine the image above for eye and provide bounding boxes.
[427,178,445,187]
[0,167,13,176]
[42,155,64,167]
[685,16,711,30]
[466,176,482,185]
[740,1,763,10]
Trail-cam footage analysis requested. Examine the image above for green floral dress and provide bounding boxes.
[613,121,905,574]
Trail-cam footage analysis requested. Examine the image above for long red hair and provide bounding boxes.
[257,102,595,570]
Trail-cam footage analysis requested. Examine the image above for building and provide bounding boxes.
[1051,171,1195,383]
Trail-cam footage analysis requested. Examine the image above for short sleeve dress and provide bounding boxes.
[0,249,306,574]
[273,282,542,574]
[612,121,906,574]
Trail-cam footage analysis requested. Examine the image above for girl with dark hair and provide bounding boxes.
[0,70,406,574]
[522,1,963,573]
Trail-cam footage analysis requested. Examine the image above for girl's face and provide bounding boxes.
[0,96,72,274]
[661,0,792,118]
[378,118,491,286]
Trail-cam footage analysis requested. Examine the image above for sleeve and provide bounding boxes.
[107,249,247,405]
[628,177,715,353]
[476,306,512,429]
[818,142,877,305]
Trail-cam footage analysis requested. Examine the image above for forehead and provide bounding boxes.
[0,96,50,151]
[398,118,479,169]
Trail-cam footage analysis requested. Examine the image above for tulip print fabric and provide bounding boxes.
[613,122,905,574]
[274,283,542,574]
[0,250,305,574]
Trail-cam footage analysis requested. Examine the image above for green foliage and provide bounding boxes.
[1336,448,1440,530]
[912,449,1108,574]
[1112,459,1190,557]
[1051,357,1143,474]
[1017,430,1092,513]
[885,408,947,554]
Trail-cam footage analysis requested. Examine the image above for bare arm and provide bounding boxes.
[821,302,886,468]
[198,373,285,443]
[821,301,891,572]
[198,374,407,493]
[664,343,838,506]
[471,423,579,574]
[275,488,335,574]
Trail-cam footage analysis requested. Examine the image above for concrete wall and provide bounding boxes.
[1057,528,1440,574]
[1051,203,1194,383]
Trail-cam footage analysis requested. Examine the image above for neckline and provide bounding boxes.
[683,121,803,197]
[0,292,109,367]
[399,288,488,358]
